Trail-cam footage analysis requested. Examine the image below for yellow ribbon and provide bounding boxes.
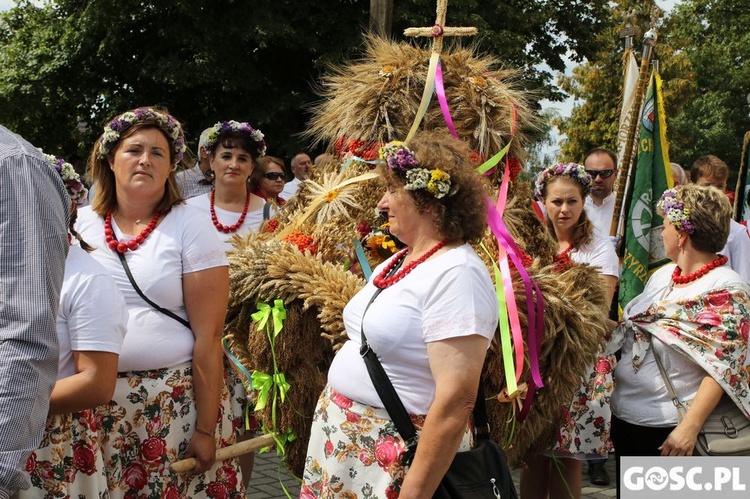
[405,52,440,145]
[251,299,286,338]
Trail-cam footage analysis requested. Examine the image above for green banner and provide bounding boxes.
[734,132,750,222]
[619,72,673,311]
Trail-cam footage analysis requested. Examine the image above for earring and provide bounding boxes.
[204,169,215,181]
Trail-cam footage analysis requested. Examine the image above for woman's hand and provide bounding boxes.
[659,421,700,456]
[184,430,217,474]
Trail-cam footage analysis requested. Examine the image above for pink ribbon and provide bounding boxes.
[435,61,459,139]
[485,162,545,420]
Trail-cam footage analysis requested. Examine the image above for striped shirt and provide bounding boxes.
[175,163,213,199]
[0,125,69,496]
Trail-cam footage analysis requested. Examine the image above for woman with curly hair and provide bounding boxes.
[301,130,499,497]
[76,107,243,497]
[521,163,619,499]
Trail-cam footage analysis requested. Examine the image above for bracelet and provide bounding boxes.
[194,427,214,437]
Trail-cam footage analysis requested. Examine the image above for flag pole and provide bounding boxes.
[610,8,660,253]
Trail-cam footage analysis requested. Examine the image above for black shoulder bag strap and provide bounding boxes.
[359,258,489,464]
[115,250,191,330]
[263,202,271,220]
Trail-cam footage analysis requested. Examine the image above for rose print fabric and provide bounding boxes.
[552,353,616,457]
[623,285,750,417]
[20,409,109,498]
[302,386,470,498]
[97,361,244,499]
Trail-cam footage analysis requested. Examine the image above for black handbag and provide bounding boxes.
[359,281,518,499]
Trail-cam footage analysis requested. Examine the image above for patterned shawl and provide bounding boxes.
[617,284,750,418]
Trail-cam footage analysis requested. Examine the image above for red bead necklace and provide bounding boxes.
[373,240,447,289]
[672,255,728,284]
[553,244,575,273]
[105,210,160,254]
[211,190,251,233]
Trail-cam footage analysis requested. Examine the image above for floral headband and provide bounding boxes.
[534,162,593,199]
[203,120,266,157]
[98,108,186,164]
[657,188,695,234]
[44,153,88,206]
[379,141,454,199]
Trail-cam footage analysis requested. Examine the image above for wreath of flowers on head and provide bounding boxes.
[203,120,266,157]
[44,153,88,205]
[98,108,186,164]
[378,141,454,199]
[657,188,695,234]
[534,162,592,200]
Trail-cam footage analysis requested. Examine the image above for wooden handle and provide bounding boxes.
[170,433,276,473]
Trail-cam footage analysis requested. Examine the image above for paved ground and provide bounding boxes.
[246,451,617,498]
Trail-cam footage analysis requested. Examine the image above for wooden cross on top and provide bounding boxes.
[403,0,477,55]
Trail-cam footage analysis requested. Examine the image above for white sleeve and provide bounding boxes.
[421,264,498,343]
[179,206,228,273]
[726,221,750,284]
[67,273,128,354]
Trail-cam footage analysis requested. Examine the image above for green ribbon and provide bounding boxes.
[251,371,273,411]
[251,299,287,338]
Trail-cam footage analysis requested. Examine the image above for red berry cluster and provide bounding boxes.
[263,219,279,233]
[333,137,382,161]
[283,231,318,254]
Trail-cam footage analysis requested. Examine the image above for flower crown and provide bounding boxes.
[203,120,266,157]
[657,188,695,234]
[379,141,454,199]
[98,108,186,164]
[44,153,88,206]
[534,162,592,199]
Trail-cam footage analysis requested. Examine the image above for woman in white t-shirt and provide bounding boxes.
[301,131,499,498]
[76,108,243,498]
[21,156,127,498]
[610,185,750,494]
[187,120,269,251]
[521,163,619,499]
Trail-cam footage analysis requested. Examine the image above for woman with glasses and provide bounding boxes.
[186,120,269,250]
[249,156,287,206]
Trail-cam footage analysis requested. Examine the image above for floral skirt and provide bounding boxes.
[301,385,470,498]
[552,353,616,458]
[20,409,109,499]
[97,361,244,498]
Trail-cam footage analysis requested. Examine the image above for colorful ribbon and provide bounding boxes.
[405,52,439,145]
[251,299,287,338]
[353,238,372,280]
[434,61,459,139]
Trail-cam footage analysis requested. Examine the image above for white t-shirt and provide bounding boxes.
[186,193,270,251]
[723,219,750,284]
[612,264,746,426]
[56,244,128,379]
[76,204,228,371]
[585,193,616,237]
[327,244,499,415]
[570,230,619,278]
[280,177,301,201]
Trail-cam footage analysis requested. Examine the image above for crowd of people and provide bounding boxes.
[1,105,750,499]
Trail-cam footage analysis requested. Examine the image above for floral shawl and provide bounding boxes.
[620,284,750,418]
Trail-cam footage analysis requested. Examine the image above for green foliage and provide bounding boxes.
[0,0,610,163]
[557,0,750,179]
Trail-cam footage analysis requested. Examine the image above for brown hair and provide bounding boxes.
[690,155,728,184]
[676,184,731,253]
[250,156,286,197]
[543,176,594,249]
[88,109,185,217]
[379,130,488,242]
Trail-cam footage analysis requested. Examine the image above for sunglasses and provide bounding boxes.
[585,169,615,179]
[263,172,285,181]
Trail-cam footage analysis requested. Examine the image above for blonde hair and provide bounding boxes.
[676,184,731,253]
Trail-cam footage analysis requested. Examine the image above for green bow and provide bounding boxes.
[250,371,290,412]
[251,299,286,338]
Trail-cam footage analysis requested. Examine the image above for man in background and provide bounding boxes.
[176,127,214,199]
[0,124,69,497]
[281,151,312,200]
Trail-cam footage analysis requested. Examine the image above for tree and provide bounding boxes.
[557,0,750,176]
[0,0,610,161]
